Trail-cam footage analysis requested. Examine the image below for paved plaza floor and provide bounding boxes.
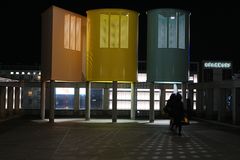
[1,117,240,160]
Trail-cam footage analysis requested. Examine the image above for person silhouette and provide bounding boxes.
[172,92,185,136]
[164,93,176,130]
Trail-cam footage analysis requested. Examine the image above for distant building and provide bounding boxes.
[0,65,41,82]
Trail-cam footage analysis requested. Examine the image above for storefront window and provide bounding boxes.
[55,88,74,110]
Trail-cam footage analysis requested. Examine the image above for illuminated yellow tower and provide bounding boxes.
[86,9,139,82]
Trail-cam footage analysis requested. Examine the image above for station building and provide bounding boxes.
[1,6,240,125]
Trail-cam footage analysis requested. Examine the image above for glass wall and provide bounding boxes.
[109,88,131,110]
[55,88,74,110]
[79,88,103,110]
[20,82,188,112]
[137,89,160,110]
[22,87,40,109]
[193,89,197,110]
[79,88,86,109]
[90,89,103,109]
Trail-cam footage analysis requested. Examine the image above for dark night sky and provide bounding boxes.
[0,0,239,71]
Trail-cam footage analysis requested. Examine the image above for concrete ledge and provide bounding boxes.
[193,117,240,129]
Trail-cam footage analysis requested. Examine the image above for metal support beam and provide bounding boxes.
[112,81,117,123]
[149,82,155,123]
[182,83,187,110]
[232,87,236,124]
[49,80,55,123]
[0,87,6,118]
[103,87,109,110]
[85,81,91,120]
[74,84,80,114]
[160,85,165,114]
[7,87,13,116]
[14,87,20,114]
[40,81,46,120]
[131,82,137,120]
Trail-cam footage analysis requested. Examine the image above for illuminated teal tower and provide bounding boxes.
[147,9,190,83]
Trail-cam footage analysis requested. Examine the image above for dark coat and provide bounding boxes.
[172,100,185,124]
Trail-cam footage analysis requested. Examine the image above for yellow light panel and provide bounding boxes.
[110,15,119,48]
[100,14,109,48]
[120,15,129,48]
[76,17,81,51]
[70,15,76,50]
[64,14,70,49]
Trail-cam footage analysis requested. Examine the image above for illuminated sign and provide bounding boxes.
[203,61,232,69]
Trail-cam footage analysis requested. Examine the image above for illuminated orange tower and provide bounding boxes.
[41,6,86,82]
[41,6,86,122]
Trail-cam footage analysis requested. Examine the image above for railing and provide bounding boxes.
[2,80,239,125]
[188,80,240,125]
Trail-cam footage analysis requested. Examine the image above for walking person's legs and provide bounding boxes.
[178,124,182,136]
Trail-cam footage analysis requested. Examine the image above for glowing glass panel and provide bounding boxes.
[79,88,86,96]
[110,15,119,48]
[158,15,167,48]
[137,73,147,82]
[137,92,150,100]
[117,101,131,110]
[154,101,160,110]
[13,87,15,109]
[193,92,196,101]
[168,15,177,48]
[179,14,185,49]
[70,15,76,50]
[165,92,172,101]
[64,14,70,49]
[189,76,193,81]
[56,88,74,95]
[5,87,8,109]
[19,87,22,109]
[193,74,198,83]
[193,102,196,110]
[137,101,149,110]
[76,17,81,51]
[100,14,109,48]
[120,15,129,48]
